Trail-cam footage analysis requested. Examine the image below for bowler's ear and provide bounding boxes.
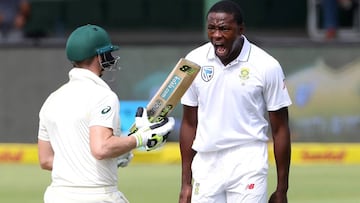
[238,23,245,35]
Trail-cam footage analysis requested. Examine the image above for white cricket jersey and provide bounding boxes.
[181,36,292,152]
[38,68,121,187]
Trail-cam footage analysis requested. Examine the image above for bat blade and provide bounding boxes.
[129,58,200,133]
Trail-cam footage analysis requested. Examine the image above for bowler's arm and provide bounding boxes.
[179,105,197,203]
[268,107,291,203]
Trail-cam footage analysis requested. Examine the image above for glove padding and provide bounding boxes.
[130,107,175,151]
[116,151,133,168]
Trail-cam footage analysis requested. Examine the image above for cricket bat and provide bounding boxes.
[128,58,200,133]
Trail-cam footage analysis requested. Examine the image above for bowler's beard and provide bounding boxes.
[219,36,243,65]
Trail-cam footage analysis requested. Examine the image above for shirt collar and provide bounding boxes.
[68,68,111,89]
[207,35,251,63]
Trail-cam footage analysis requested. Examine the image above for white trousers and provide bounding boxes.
[44,185,129,203]
[191,141,268,203]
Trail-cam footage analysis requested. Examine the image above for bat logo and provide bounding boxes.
[160,75,181,100]
[148,99,163,117]
[160,105,173,117]
[201,66,214,82]
[180,65,190,72]
[153,105,173,122]
[180,65,197,75]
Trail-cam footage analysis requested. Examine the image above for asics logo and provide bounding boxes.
[101,106,111,114]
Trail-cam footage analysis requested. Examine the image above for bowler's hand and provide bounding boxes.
[268,190,287,203]
[179,184,192,203]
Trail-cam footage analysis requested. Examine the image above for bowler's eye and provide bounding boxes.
[219,26,231,32]
[207,26,231,33]
[207,25,216,32]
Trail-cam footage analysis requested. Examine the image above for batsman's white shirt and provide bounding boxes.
[38,68,120,187]
[181,36,292,152]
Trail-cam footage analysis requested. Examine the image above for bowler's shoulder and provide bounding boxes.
[249,42,280,66]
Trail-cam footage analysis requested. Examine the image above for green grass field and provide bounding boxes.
[0,163,359,203]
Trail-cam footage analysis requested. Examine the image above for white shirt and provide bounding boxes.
[38,68,120,187]
[181,36,292,152]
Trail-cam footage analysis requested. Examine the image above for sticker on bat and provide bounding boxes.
[180,65,197,75]
[160,75,181,100]
[153,105,173,122]
[148,99,163,117]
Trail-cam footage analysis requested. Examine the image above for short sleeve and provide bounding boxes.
[38,104,50,141]
[263,63,292,111]
[181,83,198,107]
[89,93,120,132]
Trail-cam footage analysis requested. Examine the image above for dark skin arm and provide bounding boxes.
[268,107,291,203]
[178,105,198,203]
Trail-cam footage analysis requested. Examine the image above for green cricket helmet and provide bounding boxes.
[66,24,119,62]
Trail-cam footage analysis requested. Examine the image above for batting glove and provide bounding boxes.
[130,107,175,151]
[116,151,134,168]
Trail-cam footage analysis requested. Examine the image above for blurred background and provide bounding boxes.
[0,0,359,162]
[0,0,359,202]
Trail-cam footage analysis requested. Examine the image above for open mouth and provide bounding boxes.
[215,45,227,56]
